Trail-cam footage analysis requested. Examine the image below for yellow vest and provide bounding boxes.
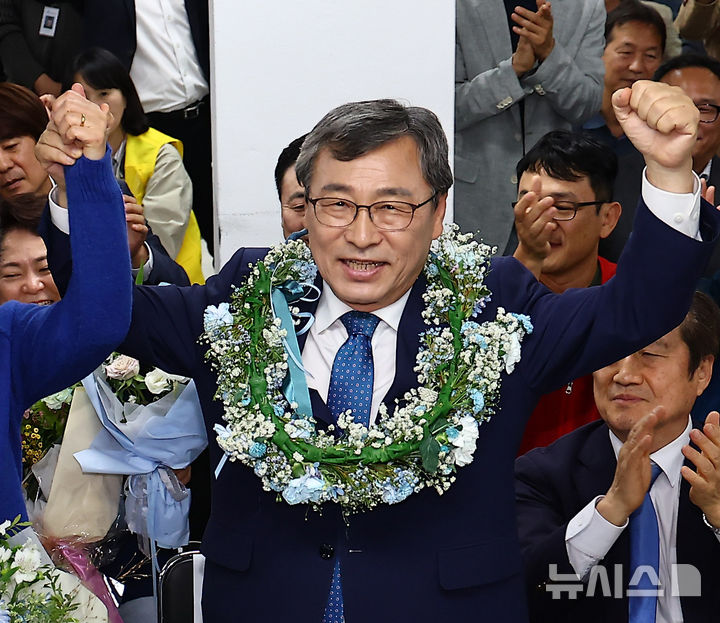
[124,128,205,284]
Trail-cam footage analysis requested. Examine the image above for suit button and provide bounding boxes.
[319,544,335,559]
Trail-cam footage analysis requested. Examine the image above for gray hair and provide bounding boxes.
[295,99,453,202]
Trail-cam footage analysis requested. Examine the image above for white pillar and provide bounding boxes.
[209,1,455,265]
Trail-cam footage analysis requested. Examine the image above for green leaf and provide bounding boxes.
[420,434,440,473]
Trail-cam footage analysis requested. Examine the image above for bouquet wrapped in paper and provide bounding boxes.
[0,517,108,623]
[75,355,207,550]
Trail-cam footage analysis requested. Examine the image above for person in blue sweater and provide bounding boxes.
[0,84,131,524]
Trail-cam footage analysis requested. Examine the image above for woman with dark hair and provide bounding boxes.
[0,87,131,525]
[69,47,206,284]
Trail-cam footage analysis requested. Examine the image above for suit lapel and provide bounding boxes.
[382,274,426,406]
[575,424,617,502]
[478,0,514,65]
[576,425,630,621]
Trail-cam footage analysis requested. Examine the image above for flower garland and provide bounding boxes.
[200,225,532,513]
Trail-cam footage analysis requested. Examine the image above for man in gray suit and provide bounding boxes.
[455,0,605,253]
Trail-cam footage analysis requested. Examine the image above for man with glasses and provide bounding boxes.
[512,130,622,453]
[38,82,719,621]
[608,54,720,277]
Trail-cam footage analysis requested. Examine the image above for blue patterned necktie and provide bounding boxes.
[326,311,380,426]
[628,462,663,623]
[323,311,380,623]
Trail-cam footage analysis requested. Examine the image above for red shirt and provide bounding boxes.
[517,257,617,455]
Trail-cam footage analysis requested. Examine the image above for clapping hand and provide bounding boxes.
[682,411,720,529]
[512,174,557,278]
[512,0,555,62]
[596,407,666,526]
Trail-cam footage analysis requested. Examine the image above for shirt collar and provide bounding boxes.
[314,280,411,334]
[609,416,692,488]
[701,159,713,180]
[111,139,127,178]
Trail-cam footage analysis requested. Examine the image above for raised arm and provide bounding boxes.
[11,85,131,407]
[502,81,717,393]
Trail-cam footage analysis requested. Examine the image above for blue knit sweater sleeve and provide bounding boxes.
[9,150,132,408]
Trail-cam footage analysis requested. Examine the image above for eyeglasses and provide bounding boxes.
[511,199,607,221]
[307,193,437,231]
[698,103,720,124]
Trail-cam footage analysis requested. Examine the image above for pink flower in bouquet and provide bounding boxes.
[103,355,140,381]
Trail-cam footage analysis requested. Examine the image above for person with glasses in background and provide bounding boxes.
[512,130,622,453]
[275,134,308,240]
[608,53,720,278]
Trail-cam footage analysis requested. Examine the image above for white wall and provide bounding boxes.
[210,1,455,265]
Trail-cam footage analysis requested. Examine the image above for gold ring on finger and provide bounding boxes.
[80,113,86,127]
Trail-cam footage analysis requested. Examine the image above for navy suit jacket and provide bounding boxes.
[39,206,190,287]
[119,201,718,622]
[82,0,210,81]
[516,420,720,623]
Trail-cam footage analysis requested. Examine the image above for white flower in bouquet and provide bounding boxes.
[104,354,141,380]
[0,521,9,537]
[144,368,189,395]
[449,416,480,467]
[41,387,74,411]
[11,541,42,583]
[0,547,10,564]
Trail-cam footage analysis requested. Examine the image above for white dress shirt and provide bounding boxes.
[565,417,720,623]
[301,282,411,425]
[131,0,209,113]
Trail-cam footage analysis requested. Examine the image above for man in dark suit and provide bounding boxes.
[516,292,720,622]
[606,53,720,277]
[38,80,719,622]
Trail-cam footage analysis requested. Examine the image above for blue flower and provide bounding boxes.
[473,295,490,315]
[249,442,267,458]
[282,466,325,504]
[446,426,459,441]
[273,404,285,417]
[469,389,485,413]
[293,260,318,283]
[511,312,533,334]
[426,263,439,277]
[203,302,233,332]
